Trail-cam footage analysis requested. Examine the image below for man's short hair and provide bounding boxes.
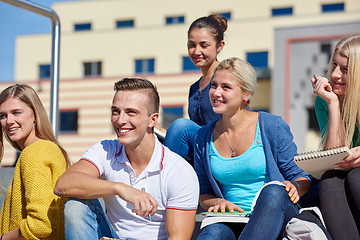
[114,78,160,114]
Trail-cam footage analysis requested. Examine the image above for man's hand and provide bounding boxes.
[55,160,158,217]
[117,184,158,217]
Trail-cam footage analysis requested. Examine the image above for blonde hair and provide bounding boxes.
[214,57,257,103]
[325,34,360,147]
[0,84,70,166]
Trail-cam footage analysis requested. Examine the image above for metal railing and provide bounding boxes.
[1,0,60,137]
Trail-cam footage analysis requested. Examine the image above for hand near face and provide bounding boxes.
[207,198,244,214]
[311,75,338,104]
[336,146,360,170]
[117,183,158,217]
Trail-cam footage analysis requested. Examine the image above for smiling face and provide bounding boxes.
[111,90,158,148]
[187,27,224,70]
[0,97,37,149]
[209,70,250,115]
[331,50,349,96]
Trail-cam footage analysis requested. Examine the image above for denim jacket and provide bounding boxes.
[194,111,311,198]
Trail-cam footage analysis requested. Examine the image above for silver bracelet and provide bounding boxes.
[292,181,301,195]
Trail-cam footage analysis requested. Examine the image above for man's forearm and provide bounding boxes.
[54,172,120,199]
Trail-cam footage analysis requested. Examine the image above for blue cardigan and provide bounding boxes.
[194,111,311,198]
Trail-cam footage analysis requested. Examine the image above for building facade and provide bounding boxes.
[1,0,359,165]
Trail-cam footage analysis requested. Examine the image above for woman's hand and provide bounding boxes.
[336,146,360,170]
[0,228,25,240]
[311,75,338,104]
[207,198,244,213]
[283,181,300,204]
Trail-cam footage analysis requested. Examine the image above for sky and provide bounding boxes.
[0,0,84,82]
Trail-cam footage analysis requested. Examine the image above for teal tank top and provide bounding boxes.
[209,120,270,212]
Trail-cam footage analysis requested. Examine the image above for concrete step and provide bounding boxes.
[0,167,15,208]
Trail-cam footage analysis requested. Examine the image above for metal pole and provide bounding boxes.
[1,0,61,137]
[50,14,61,138]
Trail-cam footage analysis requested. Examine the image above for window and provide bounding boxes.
[216,12,231,20]
[60,110,78,133]
[322,3,344,13]
[182,56,200,72]
[83,61,102,77]
[74,23,91,31]
[39,64,51,79]
[246,51,268,68]
[162,106,183,129]
[246,51,270,79]
[272,7,293,16]
[166,16,185,25]
[135,58,155,74]
[116,20,134,29]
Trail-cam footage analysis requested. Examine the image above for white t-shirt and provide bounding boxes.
[81,136,199,240]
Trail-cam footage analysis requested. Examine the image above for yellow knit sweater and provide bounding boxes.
[0,140,67,239]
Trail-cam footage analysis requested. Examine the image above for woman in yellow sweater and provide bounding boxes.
[0,84,70,240]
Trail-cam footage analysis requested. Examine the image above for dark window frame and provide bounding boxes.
[74,23,91,31]
[215,12,231,20]
[83,61,102,77]
[39,64,51,79]
[321,3,345,13]
[271,7,293,16]
[59,110,78,133]
[135,58,155,74]
[182,56,200,72]
[116,19,135,29]
[246,51,269,69]
[165,16,185,25]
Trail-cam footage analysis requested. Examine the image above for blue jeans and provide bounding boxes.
[197,184,299,240]
[163,118,200,163]
[299,178,320,208]
[64,198,123,240]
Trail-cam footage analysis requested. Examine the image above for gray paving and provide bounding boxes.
[0,167,15,208]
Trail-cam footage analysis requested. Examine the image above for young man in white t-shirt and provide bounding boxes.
[55,78,199,240]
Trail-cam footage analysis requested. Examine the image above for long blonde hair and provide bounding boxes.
[327,34,360,147]
[0,84,70,166]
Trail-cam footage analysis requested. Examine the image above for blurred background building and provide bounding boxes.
[0,0,359,165]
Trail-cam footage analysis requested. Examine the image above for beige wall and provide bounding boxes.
[15,0,360,80]
[2,0,360,166]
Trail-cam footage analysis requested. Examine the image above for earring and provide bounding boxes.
[243,99,246,102]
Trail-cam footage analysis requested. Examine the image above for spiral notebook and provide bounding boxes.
[294,146,351,179]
